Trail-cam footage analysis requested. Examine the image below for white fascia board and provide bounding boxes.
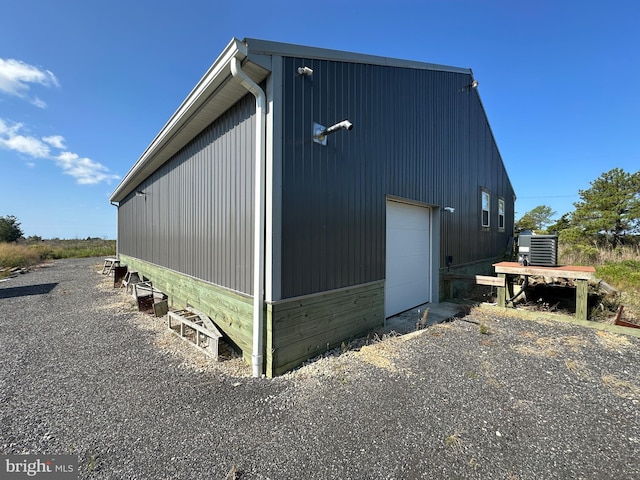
[110,38,248,202]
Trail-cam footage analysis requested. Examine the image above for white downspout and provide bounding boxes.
[230,56,266,378]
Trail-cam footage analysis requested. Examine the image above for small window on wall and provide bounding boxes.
[498,198,505,231]
[481,190,490,228]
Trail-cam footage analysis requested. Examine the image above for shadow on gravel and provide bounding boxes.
[0,282,58,299]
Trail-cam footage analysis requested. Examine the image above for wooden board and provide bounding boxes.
[493,261,595,280]
[153,299,169,317]
[266,281,385,377]
[442,273,505,287]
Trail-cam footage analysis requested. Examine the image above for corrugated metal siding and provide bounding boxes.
[118,94,256,294]
[279,57,514,298]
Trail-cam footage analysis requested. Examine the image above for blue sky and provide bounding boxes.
[1,0,638,238]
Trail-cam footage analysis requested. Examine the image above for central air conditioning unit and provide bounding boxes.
[518,231,558,267]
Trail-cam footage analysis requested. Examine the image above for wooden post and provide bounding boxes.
[575,279,589,321]
[497,273,506,308]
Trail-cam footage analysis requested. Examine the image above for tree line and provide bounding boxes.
[3,167,639,247]
[515,167,640,248]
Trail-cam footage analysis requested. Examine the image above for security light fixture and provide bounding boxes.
[313,120,353,145]
[459,79,479,92]
[135,190,146,197]
[444,206,455,213]
[297,66,313,76]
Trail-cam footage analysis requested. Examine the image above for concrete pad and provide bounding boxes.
[382,301,467,334]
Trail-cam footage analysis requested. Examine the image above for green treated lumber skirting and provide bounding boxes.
[118,256,386,377]
[119,255,253,359]
[266,281,385,377]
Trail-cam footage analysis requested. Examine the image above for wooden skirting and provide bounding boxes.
[117,256,386,377]
[118,255,253,357]
[266,281,385,377]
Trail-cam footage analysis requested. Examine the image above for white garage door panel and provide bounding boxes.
[385,200,431,318]
[387,230,427,256]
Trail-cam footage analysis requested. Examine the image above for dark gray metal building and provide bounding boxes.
[110,38,515,377]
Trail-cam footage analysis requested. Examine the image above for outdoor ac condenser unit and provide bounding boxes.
[518,232,558,267]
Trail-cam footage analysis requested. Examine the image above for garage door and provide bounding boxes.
[385,200,431,318]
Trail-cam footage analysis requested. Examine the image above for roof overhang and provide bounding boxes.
[110,38,270,203]
[111,37,473,203]
[243,37,472,75]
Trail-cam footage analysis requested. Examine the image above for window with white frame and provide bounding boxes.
[498,198,505,231]
[481,190,490,228]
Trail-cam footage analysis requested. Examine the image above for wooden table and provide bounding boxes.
[493,262,596,321]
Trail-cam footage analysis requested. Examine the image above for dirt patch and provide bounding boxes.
[595,330,633,351]
[601,374,640,400]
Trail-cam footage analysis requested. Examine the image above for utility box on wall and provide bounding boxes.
[518,232,558,267]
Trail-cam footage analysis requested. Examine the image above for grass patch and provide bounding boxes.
[26,238,116,260]
[512,334,587,359]
[512,343,558,358]
[564,359,592,379]
[444,433,463,452]
[479,322,491,335]
[596,260,640,292]
[0,239,115,277]
[0,243,41,273]
[558,244,640,319]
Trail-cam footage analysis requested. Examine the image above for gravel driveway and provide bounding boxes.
[1,257,639,479]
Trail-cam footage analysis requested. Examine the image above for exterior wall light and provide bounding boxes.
[459,79,479,92]
[135,191,146,197]
[444,206,455,213]
[297,66,313,76]
[313,120,353,145]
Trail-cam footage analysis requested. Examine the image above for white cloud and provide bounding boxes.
[31,97,48,108]
[43,135,66,149]
[1,133,50,158]
[0,58,59,108]
[0,119,119,185]
[0,59,119,185]
[55,151,120,185]
[0,119,50,158]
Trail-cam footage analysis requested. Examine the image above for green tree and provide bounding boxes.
[515,205,556,233]
[547,212,572,234]
[571,168,640,246]
[0,215,24,242]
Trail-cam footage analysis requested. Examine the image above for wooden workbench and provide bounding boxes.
[493,262,596,321]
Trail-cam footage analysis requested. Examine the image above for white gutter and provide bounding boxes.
[230,56,266,378]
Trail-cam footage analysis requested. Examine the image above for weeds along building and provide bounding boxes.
[109,38,515,377]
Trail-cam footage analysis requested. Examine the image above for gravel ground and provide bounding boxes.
[1,257,639,479]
